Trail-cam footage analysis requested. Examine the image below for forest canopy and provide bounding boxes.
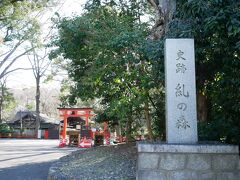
[50,0,240,144]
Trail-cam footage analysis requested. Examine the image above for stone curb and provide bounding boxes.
[137,142,239,154]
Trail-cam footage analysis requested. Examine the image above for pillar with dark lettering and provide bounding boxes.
[165,39,198,143]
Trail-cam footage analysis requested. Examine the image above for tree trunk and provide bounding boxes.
[126,115,133,143]
[115,123,121,137]
[148,0,176,40]
[144,101,154,140]
[35,77,40,137]
[197,92,208,122]
[0,98,2,124]
[0,85,4,123]
[20,110,23,136]
[146,0,176,140]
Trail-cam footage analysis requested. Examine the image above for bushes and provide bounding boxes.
[169,0,240,145]
[0,123,13,134]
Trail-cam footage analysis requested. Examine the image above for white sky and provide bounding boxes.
[6,0,87,89]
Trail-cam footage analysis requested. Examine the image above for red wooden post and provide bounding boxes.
[63,111,67,140]
[85,111,89,127]
[58,107,95,148]
[59,110,68,147]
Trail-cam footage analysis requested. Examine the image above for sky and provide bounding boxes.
[6,0,87,89]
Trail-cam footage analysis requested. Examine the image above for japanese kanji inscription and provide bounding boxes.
[165,39,198,143]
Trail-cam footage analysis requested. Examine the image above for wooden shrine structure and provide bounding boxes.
[58,107,95,147]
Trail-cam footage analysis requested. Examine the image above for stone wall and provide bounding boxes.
[137,143,240,180]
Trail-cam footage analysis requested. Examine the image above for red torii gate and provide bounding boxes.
[58,107,94,147]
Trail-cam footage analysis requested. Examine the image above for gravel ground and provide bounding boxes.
[48,143,137,180]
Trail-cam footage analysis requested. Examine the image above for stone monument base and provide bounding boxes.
[137,142,240,180]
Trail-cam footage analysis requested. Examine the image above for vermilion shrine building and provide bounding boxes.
[58,107,95,147]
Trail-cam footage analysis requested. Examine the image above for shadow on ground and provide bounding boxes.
[0,161,55,180]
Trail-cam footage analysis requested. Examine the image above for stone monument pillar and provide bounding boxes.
[137,38,240,180]
[165,39,198,143]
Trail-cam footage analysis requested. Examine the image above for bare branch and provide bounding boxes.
[0,40,23,68]
[40,61,51,77]
[28,55,37,78]
[0,49,12,58]
[2,68,32,77]
[39,52,48,68]
[0,47,34,79]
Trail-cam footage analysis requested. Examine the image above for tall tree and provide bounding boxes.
[147,0,176,39]
[28,47,51,135]
[0,0,56,80]
[50,0,162,140]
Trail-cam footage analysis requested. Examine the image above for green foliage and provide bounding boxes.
[0,0,53,43]
[51,0,166,139]
[198,118,240,144]
[52,0,240,144]
[0,85,17,121]
[25,103,35,111]
[168,0,240,144]
[94,112,119,127]
[151,89,165,139]
[0,123,13,134]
